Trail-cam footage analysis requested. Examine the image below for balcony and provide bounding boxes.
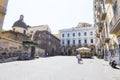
[104,37,110,43]
[98,26,102,32]
[96,33,100,38]
[110,7,120,34]
[0,6,6,15]
[97,13,100,18]
[98,22,104,32]
[100,8,107,20]
[95,18,101,25]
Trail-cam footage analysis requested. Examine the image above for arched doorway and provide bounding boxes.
[89,45,96,55]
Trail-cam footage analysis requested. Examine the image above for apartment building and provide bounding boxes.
[94,0,120,60]
[59,23,96,55]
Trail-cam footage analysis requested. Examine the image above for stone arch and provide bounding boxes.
[89,45,96,53]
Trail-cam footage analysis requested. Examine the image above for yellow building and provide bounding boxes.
[93,0,119,59]
[0,0,8,33]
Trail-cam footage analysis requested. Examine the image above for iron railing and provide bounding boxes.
[109,7,120,33]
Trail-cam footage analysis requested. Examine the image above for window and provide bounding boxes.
[84,39,87,43]
[23,30,26,35]
[78,32,81,36]
[39,34,41,37]
[78,40,81,44]
[67,40,70,45]
[90,32,93,35]
[91,39,93,43]
[84,32,87,36]
[73,33,75,37]
[73,40,75,45]
[62,34,64,37]
[13,28,15,31]
[67,33,69,37]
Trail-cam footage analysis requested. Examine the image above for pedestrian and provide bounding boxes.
[76,53,82,64]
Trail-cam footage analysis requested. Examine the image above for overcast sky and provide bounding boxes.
[3,0,93,34]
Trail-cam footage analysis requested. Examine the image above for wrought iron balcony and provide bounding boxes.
[96,33,100,38]
[100,7,106,20]
[110,7,120,34]
[0,6,6,15]
[98,22,103,32]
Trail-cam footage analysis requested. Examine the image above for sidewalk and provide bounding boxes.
[94,57,120,80]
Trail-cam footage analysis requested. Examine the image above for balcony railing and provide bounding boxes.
[0,6,6,14]
[98,22,104,32]
[110,7,120,33]
[96,33,100,38]
[104,37,110,43]
[100,6,106,20]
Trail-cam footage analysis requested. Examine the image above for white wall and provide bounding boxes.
[13,27,27,34]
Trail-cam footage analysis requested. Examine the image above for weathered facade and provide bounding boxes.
[33,30,60,56]
[0,30,30,52]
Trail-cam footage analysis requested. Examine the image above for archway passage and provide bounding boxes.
[89,45,96,55]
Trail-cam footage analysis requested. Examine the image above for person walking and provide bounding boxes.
[76,53,82,64]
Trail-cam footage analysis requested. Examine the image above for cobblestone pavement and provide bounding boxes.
[0,56,120,80]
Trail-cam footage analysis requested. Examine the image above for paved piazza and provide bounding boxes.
[0,56,120,80]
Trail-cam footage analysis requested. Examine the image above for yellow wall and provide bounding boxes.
[0,0,8,33]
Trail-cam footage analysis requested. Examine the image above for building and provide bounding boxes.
[0,0,8,33]
[109,0,120,47]
[0,15,30,54]
[33,30,60,56]
[12,15,29,35]
[0,30,30,52]
[27,25,51,40]
[93,0,120,60]
[59,23,96,55]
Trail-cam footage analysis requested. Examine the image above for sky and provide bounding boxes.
[3,0,93,34]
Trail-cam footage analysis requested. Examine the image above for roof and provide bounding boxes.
[12,15,28,29]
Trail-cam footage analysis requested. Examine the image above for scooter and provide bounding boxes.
[109,60,117,68]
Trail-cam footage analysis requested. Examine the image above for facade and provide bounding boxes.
[59,23,96,55]
[0,0,8,33]
[93,0,120,60]
[27,25,51,40]
[0,30,30,53]
[33,30,60,56]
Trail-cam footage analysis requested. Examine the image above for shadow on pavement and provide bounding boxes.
[113,66,120,70]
